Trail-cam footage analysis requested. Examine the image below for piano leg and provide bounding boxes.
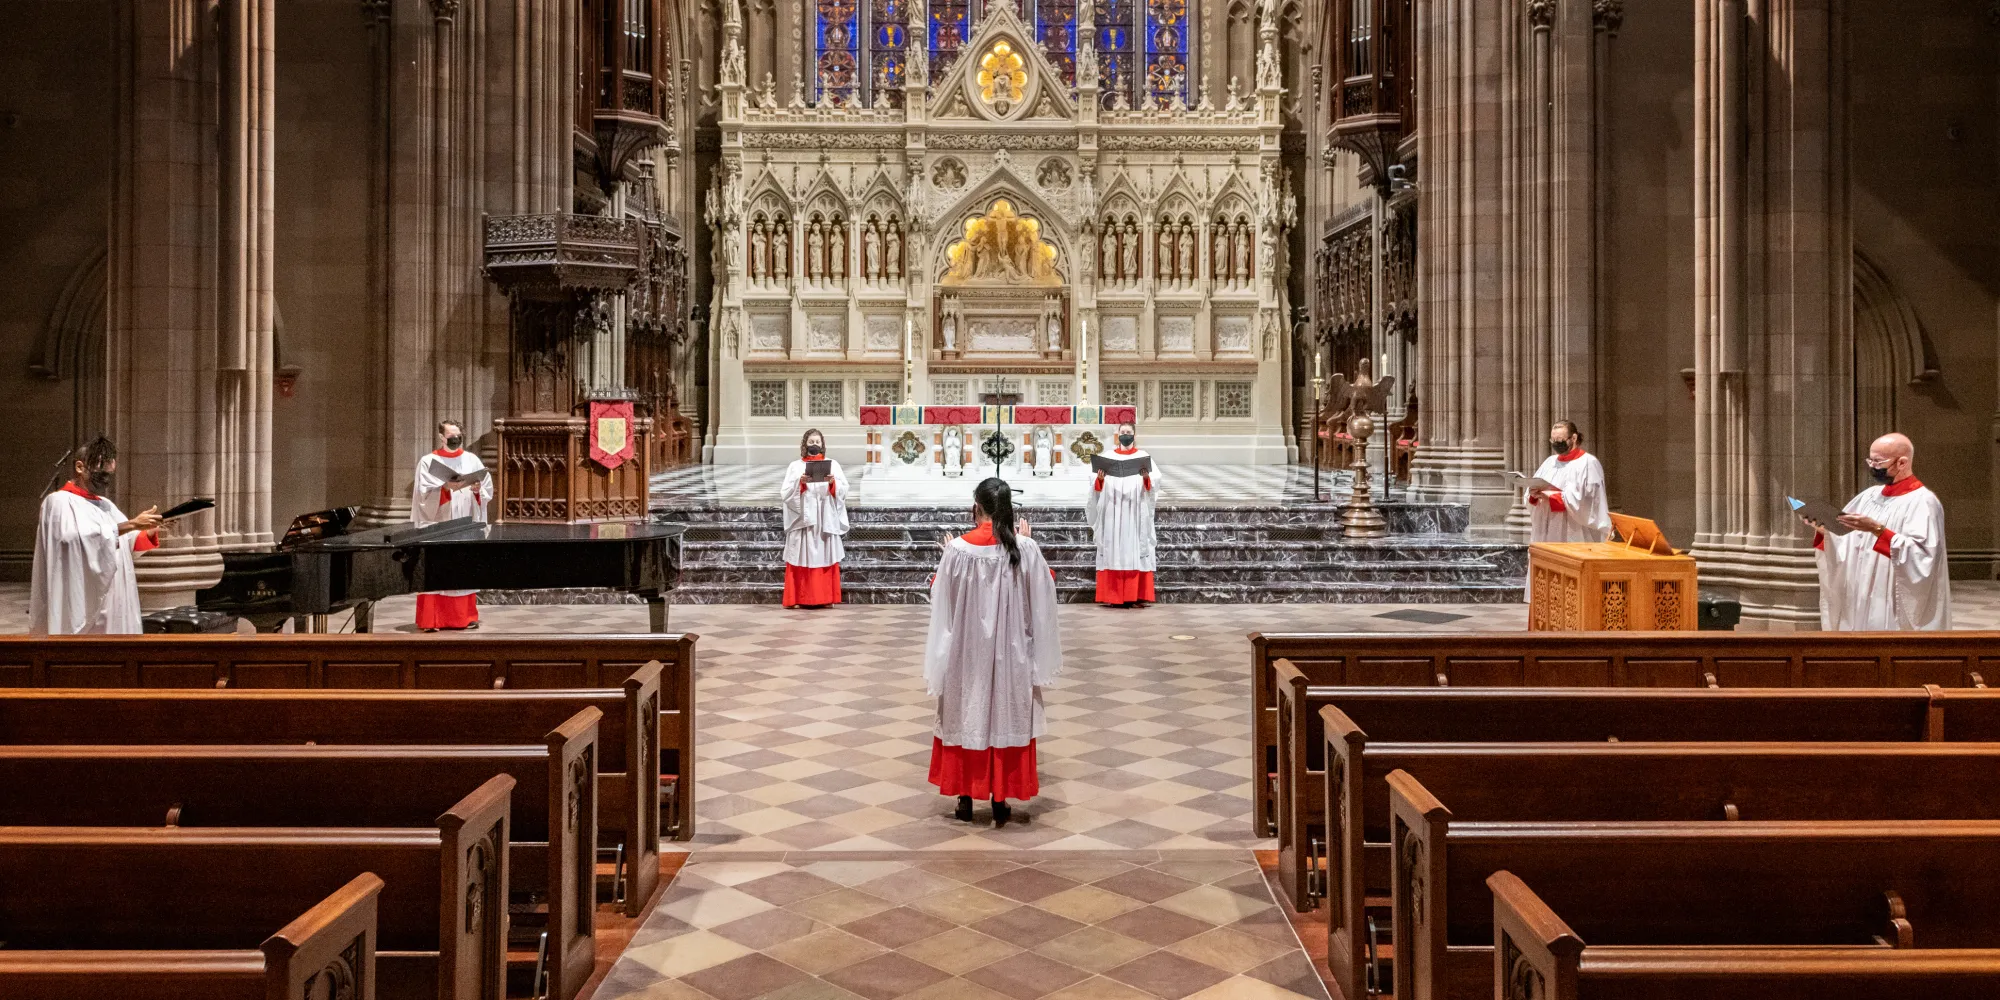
[353,601,376,634]
[645,593,669,633]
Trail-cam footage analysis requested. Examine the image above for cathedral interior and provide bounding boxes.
[1,0,1997,626]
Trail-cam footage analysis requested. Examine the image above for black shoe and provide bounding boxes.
[955,796,974,822]
[991,800,1012,827]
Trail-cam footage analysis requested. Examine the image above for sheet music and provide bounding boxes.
[1787,496,1855,536]
[426,459,489,489]
[1501,471,1558,494]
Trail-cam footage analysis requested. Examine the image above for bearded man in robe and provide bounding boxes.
[30,436,161,635]
[1805,432,1950,631]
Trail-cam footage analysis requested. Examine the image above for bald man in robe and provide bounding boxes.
[1804,433,1950,631]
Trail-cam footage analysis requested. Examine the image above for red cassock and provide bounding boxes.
[783,564,843,607]
[416,592,479,630]
[1095,569,1156,604]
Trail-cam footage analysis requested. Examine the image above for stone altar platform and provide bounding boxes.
[650,464,1526,605]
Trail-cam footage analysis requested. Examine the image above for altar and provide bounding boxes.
[858,404,1138,484]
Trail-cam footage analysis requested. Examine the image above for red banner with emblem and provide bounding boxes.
[589,400,637,469]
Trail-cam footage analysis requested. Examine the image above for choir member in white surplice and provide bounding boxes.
[1805,432,1951,631]
[925,478,1063,827]
[411,419,489,631]
[1527,420,1612,543]
[30,436,161,635]
[781,428,849,608]
[1087,421,1158,606]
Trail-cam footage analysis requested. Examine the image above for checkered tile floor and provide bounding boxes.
[652,464,1361,509]
[598,853,1331,1000]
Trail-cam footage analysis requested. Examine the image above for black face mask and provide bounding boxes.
[1118,433,1135,447]
[444,435,463,451]
[1869,465,1892,485]
[85,468,114,495]
[805,443,824,457]
[1550,439,1571,456]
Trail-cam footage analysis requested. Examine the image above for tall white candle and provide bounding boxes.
[1313,351,1321,380]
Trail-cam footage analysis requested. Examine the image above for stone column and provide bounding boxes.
[1690,0,1851,628]
[109,0,277,609]
[358,0,498,526]
[1406,0,1514,528]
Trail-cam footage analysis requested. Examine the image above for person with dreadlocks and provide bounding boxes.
[923,477,1064,827]
[30,436,161,635]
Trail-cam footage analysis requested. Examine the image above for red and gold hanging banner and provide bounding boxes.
[589,400,637,469]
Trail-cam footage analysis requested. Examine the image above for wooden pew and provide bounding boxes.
[1248,630,2000,836]
[0,709,600,1000]
[0,632,698,846]
[1318,736,2000,1000]
[1492,871,2000,1000]
[0,670,670,914]
[0,776,514,1000]
[1389,771,2000,1000]
[0,872,383,1000]
[1272,665,1942,914]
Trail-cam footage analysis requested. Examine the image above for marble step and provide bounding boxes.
[683,559,1511,588]
[681,540,1518,569]
[657,503,1468,534]
[669,579,1526,606]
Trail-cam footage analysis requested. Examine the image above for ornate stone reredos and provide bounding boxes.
[929,2,1077,124]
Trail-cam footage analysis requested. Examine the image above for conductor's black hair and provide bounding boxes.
[974,477,1021,568]
[1553,420,1582,444]
[79,435,116,470]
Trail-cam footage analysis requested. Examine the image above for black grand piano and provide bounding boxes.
[197,508,685,632]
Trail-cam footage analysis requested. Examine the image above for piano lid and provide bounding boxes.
[300,517,685,550]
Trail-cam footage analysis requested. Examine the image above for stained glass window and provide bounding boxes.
[1143,0,1189,107]
[1094,0,1137,108]
[1032,0,1078,85]
[870,0,908,102]
[930,0,972,82]
[816,0,861,104]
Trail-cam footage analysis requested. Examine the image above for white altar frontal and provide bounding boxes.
[700,0,1299,470]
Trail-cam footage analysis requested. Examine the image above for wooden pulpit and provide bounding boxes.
[1529,513,1699,631]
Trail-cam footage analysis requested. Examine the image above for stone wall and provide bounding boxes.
[0,0,115,577]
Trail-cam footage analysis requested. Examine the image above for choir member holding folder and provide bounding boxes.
[1524,420,1611,543]
[1087,421,1159,606]
[1798,432,1950,631]
[412,419,488,631]
[781,428,849,608]
[30,436,162,635]
[925,478,1063,827]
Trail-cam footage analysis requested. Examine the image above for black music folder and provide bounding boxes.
[804,460,834,482]
[425,458,490,489]
[1092,454,1153,478]
[159,497,216,521]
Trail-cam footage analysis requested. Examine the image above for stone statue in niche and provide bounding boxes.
[1121,220,1140,282]
[749,220,769,280]
[885,222,902,278]
[942,312,958,352]
[774,223,791,280]
[1099,225,1116,281]
[1046,311,1062,354]
[942,425,965,476]
[1233,223,1252,283]
[830,219,848,280]
[1031,425,1055,475]
[805,219,825,281]
[1178,224,1196,283]
[862,221,882,281]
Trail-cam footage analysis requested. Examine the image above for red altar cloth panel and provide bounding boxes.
[925,406,985,425]
[1012,406,1071,425]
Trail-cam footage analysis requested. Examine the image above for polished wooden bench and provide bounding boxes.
[1492,871,2000,1000]
[0,670,670,914]
[1272,667,1945,915]
[0,709,600,1000]
[0,632,698,845]
[1248,631,2000,836]
[1318,737,2000,1000]
[1390,772,2000,1000]
[0,873,382,1000]
[0,776,513,1000]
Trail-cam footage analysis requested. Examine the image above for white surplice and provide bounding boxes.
[412,448,488,598]
[1528,449,1613,543]
[1816,480,1951,631]
[781,457,850,568]
[30,487,147,635]
[924,533,1064,751]
[1086,449,1158,573]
